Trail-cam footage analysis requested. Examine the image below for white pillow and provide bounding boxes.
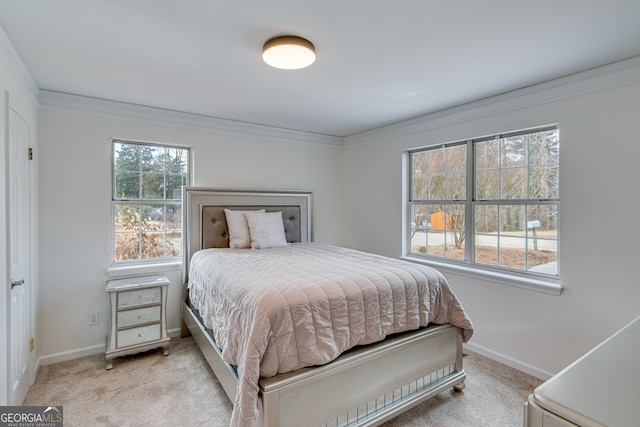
[224,209,265,248]
[244,211,289,249]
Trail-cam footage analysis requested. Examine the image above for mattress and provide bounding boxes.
[188,242,474,426]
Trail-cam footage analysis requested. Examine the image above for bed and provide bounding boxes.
[180,187,474,427]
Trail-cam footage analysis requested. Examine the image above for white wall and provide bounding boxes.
[342,59,640,378]
[36,107,346,362]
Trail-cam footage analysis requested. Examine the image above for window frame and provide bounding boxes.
[109,138,193,274]
[403,126,561,295]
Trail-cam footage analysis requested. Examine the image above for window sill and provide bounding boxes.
[400,255,562,296]
[107,260,182,278]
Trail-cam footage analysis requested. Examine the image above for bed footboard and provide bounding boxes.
[184,301,465,427]
[259,323,465,427]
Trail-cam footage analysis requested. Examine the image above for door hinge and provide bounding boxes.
[28,148,33,160]
[30,338,34,352]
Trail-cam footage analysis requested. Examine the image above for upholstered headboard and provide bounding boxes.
[182,187,312,283]
[201,205,303,249]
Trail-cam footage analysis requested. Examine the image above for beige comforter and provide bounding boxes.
[188,243,474,427]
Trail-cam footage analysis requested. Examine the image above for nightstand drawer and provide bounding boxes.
[117,323,161,348]
[117,305,161,328]
[117,287,161,309]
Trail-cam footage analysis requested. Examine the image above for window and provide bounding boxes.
[407,126,559,280]
[111,139,191,264]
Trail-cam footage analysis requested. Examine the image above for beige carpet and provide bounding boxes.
[24,337,541,426]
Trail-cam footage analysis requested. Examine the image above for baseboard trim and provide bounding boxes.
[464,342,553,381]
[37,343,105,367]
[36,328,183,367]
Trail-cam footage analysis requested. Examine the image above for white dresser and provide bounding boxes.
[105,274,171,369]
[524,316,640,426]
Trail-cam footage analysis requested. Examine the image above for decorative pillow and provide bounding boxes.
[244,211,289,249]
[224,209,265,249]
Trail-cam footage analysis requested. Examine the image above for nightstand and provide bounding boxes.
[105,274,171,369]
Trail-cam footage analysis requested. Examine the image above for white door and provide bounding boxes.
[8,106,31,405]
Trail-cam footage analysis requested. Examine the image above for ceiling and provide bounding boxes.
[1,1,640,138]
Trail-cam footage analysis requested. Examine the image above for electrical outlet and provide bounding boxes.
[89,311,99,326]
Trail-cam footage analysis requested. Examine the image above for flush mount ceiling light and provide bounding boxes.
[262,35,316,70]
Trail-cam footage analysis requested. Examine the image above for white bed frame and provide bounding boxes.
[181,187,466,427]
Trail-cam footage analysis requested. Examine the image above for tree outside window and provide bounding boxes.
[408,127,559,276]
[112,140,190,263]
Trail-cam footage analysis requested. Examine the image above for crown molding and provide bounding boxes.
[0,25,39,103]
[344,56,640,146]
[38,90,344,146]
